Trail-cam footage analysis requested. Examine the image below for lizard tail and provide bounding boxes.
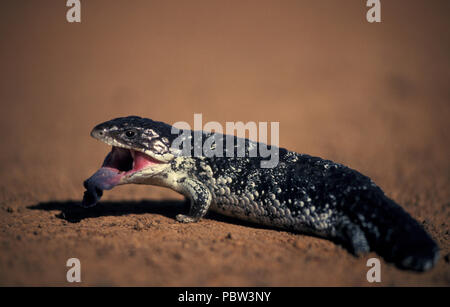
[337,192,440,271]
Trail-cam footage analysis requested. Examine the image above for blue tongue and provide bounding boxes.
[81,167,121,207]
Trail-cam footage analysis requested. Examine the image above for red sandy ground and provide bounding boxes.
[0,0,449,286]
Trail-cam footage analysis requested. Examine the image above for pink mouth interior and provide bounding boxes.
[102,146,161,178]
[83,147,162,204]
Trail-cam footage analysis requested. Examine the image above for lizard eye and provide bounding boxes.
[125,130,136,138]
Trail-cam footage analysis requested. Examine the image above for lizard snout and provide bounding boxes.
[91,127,105,140]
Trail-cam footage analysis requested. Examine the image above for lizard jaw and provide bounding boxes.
[81,146,166,207]
[103,146,163,176]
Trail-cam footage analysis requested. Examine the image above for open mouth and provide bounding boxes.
[103,146,162,175]
[82,146,163,207]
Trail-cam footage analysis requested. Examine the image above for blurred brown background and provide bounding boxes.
[0,0,449,285]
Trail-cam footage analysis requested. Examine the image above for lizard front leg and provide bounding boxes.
[176,178,212,223]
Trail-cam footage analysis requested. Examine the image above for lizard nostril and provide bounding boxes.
[91,128,105,139]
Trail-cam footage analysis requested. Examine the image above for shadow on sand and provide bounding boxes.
[28,199,189,223]
[27,199,271,230]
[28,199,353,258]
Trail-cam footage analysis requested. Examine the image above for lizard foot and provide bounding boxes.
[176,214,200,223]
[336,216,370,256]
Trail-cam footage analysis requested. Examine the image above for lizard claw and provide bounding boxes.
[176,214,199,223]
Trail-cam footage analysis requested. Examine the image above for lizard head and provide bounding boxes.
[82,116,178,207]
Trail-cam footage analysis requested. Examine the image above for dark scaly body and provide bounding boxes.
[82,116,440,272]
